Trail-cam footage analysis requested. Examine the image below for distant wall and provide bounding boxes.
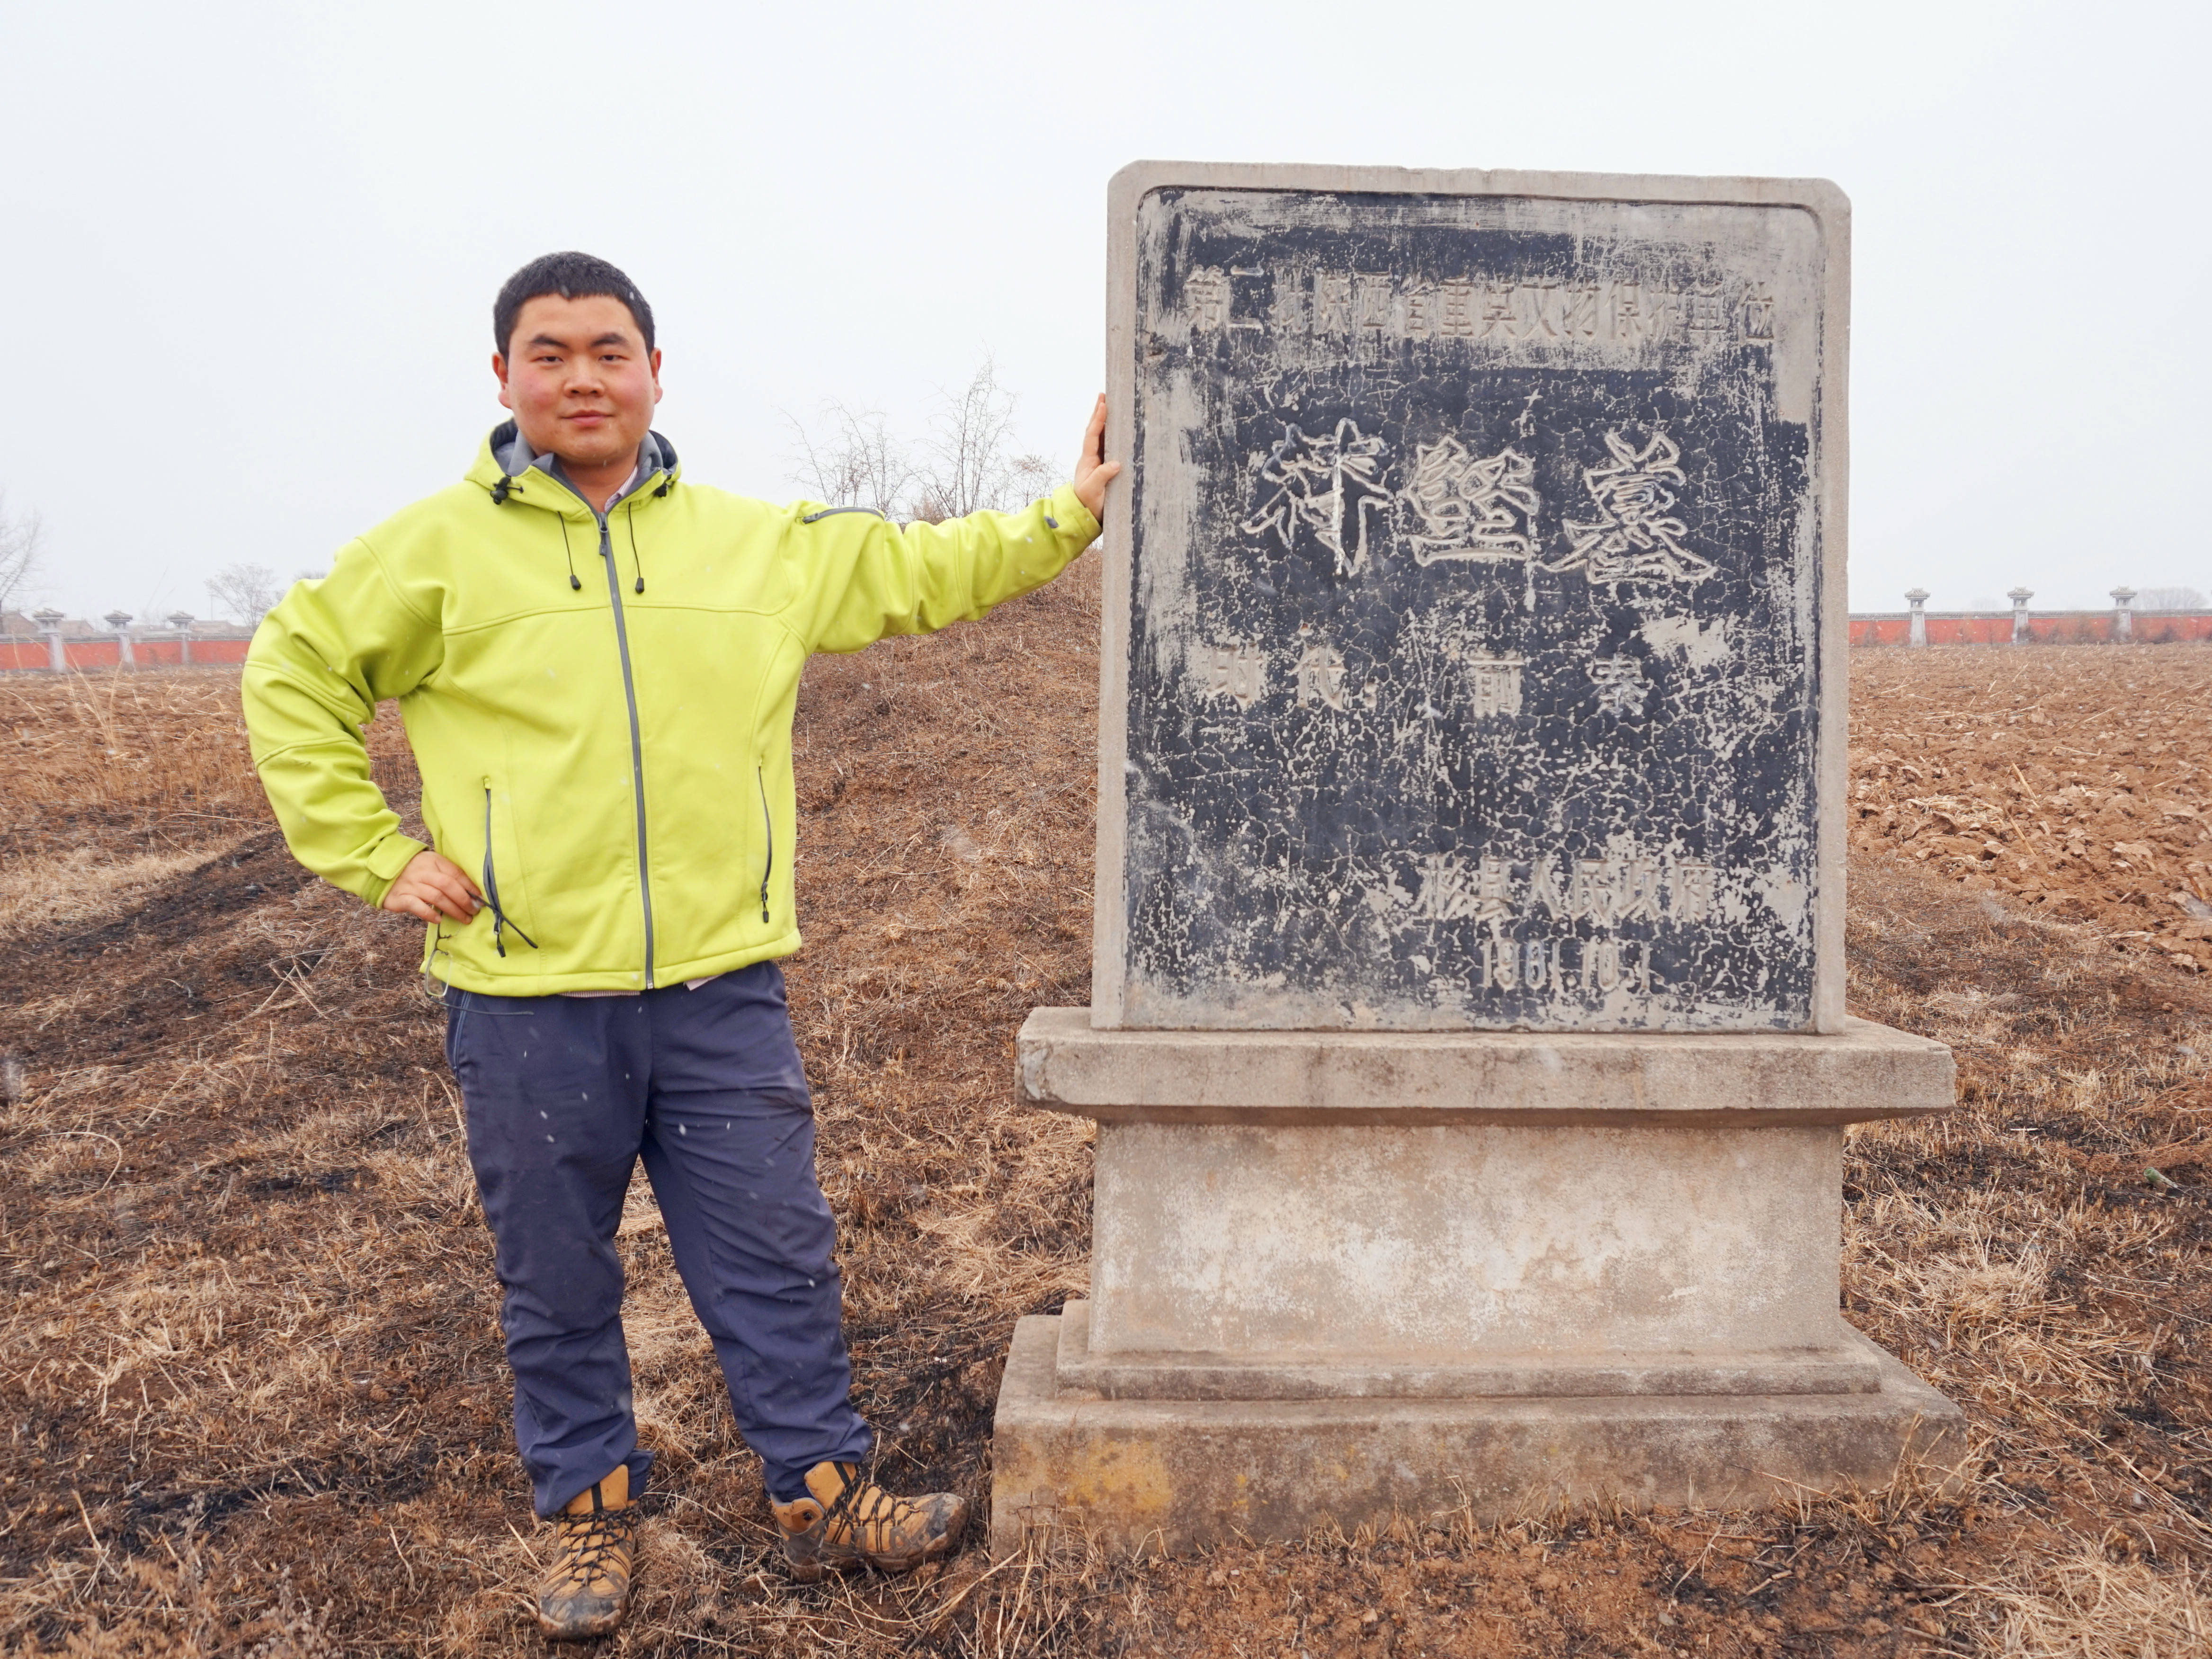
[0,637,253,671]
[1849,612,2212,646]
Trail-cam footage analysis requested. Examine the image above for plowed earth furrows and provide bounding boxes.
[2,624,2209,1657]
[1849,644,2212,972]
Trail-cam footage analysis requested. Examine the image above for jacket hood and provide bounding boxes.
[465,421,682,513]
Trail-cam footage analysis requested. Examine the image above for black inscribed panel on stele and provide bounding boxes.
[1103,180,1836,1033]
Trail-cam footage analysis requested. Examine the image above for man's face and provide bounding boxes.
[493,294,663,472]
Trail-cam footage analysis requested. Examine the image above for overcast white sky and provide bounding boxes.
[1,1,2203,623]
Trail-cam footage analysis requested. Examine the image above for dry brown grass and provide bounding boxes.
[1,669,265,861]
[2,625,2210,1656]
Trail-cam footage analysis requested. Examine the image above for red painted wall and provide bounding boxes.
[1849,613,2212,646]
[0,638,252,670]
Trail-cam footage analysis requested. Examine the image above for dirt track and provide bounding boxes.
[2,617,2209,1656]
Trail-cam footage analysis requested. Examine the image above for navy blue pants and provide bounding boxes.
[444,963,872,1517]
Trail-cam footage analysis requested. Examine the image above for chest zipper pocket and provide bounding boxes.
[756,764,773,925]
[482,779,538,957]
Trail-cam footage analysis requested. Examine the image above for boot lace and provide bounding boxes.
[819,1462,925,1549]
[552,1491,633,1588]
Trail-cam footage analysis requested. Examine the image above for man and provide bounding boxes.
[242,251,1115,1640]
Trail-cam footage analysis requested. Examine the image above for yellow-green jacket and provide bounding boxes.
[242,424,1097,994]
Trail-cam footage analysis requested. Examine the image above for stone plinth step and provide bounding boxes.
[1052,1300,1883,1400]
[1018,1008,1956,1126]
[992,1314,1968,1555]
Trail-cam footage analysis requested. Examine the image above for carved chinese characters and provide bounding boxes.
[1401,440,1541,566]
[1240,421,1392,579]
[1105,184,1832,1031]
[1187,266,1778,348]
[1555,433,1714,585]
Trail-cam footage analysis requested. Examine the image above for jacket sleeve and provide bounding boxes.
[788,484,1100,655]
[240,538,446,908]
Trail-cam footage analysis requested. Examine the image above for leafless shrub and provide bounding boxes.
[0,492,42,624]
[205,561,282,627]
[913,358,1027,522]
[788,358,1056,525]
[923,362,1054,522]
[2138,586,2208,612]
[1005,450,1056,502]
[785,402,917,519]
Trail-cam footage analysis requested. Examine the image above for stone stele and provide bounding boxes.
[1096,161,1843,1034]
[992,162,1964,1555]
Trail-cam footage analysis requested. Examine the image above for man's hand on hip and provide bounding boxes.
[384,850,484,924]
[1071,395,1122,522]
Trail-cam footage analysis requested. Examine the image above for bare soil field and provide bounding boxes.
[1849,645,2212,972]
[3,615,2209,1657]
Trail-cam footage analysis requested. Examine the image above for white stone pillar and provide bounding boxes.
[1905,587,1929,647]
[167,611,195,666]
[104,610,135,669]
[31,608,65,672]
[2112,587,2136,643]
[2008,587,2034,643]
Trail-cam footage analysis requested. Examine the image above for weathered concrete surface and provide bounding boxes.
[1021,1008,1954,1124]
[1093,165,1852,1035]
[1053,1300,1881,1400]
[1087,1120,1851,1359]
[993,165,1950,1553]
[994,1009,1964,1538]
[992,1315,1965,1555]
[1023,1009,1953,1370]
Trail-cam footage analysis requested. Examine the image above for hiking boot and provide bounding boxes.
[536,1465,636,1641]
[770,1460,966,1580]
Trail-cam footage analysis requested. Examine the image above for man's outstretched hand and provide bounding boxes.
[1071,395,1122,522]
[383,849,483,924]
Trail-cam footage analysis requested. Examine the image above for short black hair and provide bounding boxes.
[494,252,656,357]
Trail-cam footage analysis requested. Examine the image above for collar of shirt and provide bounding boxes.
[500,430,661,508]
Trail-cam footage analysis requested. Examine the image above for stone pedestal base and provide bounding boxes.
[991,1010,1965,1553]
[991,1313,1964,1554]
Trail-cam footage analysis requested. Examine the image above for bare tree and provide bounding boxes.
[915,357,1030,521]
[0,494,42,630]
[2139,586,2208,612]
[784,404,916,519]
[789,359,1057,526]
[205,562,283,627]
